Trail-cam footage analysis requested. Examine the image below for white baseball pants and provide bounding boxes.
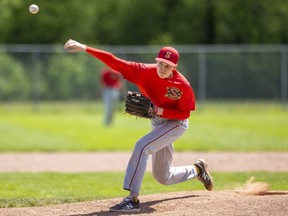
[124,117,198,194]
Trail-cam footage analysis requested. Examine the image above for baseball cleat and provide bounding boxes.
[194,159,214,191]
[109,196,140,213]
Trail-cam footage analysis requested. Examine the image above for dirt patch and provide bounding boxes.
[0,152,287,172]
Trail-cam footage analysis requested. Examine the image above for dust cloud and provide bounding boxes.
[235,176,270,195]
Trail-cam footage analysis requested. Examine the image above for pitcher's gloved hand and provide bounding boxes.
[125,91,162,119]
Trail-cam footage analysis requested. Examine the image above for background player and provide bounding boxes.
[64,39,214,213]
[100,66,124,126]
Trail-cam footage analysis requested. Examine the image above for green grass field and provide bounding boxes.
[0,101,287,208]
[0,172,287,208]
[0,101,287,152]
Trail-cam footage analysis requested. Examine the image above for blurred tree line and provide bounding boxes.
[1,0,288,45]
[0,0,287,101]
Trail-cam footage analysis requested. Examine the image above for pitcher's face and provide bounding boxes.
[156,61,174,79]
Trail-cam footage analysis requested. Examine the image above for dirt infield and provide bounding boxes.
[0,152,287,172]
[0,152,287,216]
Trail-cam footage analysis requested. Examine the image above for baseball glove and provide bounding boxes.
[125,91,154,119]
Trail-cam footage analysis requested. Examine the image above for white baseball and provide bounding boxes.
[29,4,39,14]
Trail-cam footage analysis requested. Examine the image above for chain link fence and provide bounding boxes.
[0,44,287,104]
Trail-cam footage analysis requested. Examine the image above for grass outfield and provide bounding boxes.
[0,172,287,208]
[0,101,287,152]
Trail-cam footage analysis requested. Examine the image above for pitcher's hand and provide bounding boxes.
[64,39,86,52]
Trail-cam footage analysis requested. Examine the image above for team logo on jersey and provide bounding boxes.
[165,87,182,100]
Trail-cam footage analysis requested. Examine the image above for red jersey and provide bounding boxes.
[87,46,195,120]
[101,68,122,89]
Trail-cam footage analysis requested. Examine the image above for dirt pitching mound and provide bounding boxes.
[1,190,287,216]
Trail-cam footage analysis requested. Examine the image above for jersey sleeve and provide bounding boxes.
[86,46,141,83]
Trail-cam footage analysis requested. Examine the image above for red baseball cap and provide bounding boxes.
[155,47,179,67]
